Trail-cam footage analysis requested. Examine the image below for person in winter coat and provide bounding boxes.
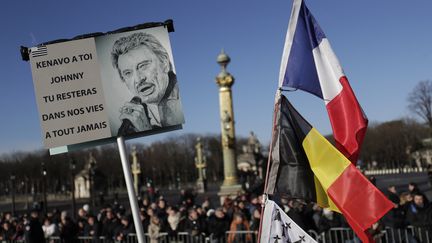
[42,217,57,239]
[148,216,162,243]
[101,208,120,242]
[84,215,102,243]
[166,206,181,237]
[0,222,15,241]
[406,193,432,241]
[178,208,207,237]
[24,210,45,243]
[59,211,79,243]
[227,212,252,243]
[318,208,343,243]
[115,215,135,242]
[249,208,261,232]
[207,207,230,243]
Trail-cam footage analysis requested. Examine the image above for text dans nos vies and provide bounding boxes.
[42,104,104,121]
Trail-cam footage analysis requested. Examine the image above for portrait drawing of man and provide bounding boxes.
[110,32,184,136]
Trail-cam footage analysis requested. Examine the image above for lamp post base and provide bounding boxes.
[217,184,243,205]
[196,179,207,193]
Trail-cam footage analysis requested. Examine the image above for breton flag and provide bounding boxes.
[279,0,367,164]
[265,93,393,243]
[260,199,317,243]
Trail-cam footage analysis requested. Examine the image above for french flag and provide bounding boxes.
[279,0,368,164]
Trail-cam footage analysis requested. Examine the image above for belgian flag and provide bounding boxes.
[266,92,393,242]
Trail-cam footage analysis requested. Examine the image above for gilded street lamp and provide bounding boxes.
[41,162,48,215]
[24,176,29,211]
[131,146,141,195]
[10,173,16,216]
[70,158,77,219]
[195,137,207,192]
[89,159,96,207]
[215,51,242,200]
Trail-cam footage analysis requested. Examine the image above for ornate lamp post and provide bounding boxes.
[24,176,29,211]
[70,158,77,219]
[195,137,207,193]
[41,162,48,215]
[215,50,242,201]
[131,146,141,195]
[10,174,16,216]
[31,179,35,208]
[89,158,96,207]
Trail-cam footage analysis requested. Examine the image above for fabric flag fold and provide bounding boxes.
[266,91,321,205]
[279,0,367,164]
[260,199,317,243]
[265,93,393,243]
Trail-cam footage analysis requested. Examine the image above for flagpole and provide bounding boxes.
[117,136,146,243]
[262,89,282,192]
[257,89,281,241]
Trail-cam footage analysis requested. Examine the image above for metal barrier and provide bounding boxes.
[164,232,208,243]
[380,226,431,243]
[47,232,208,243]
[319,226,431,243]
[44,230,314,243]
[224,230,257,243]
[319,227,358,243]
[37,227,432,243]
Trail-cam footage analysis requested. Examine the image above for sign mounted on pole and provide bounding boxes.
[22,20,180,243]
[24,20,184,153]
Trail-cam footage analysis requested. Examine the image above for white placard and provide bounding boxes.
[29,26,184,149]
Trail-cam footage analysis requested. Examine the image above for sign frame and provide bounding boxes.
[22,20,184,153]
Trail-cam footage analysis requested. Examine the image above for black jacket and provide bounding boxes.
[207,215,230,238]
[25,218,45,243]
[406,202,432,227]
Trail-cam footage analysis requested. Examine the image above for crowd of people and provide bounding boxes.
[275,182,432,234]
[0,189,262,243]
[381,182,432,240]
[0,182,430,243]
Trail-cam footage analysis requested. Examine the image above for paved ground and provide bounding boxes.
[373,172,432,199]
[0,182,225,216]
[1,172,431,216]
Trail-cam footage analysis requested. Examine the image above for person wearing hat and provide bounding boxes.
[82,204,90,214]
[207,207,230,243]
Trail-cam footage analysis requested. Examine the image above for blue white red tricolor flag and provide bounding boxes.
[279,0,368,164]
[260,199,317,243]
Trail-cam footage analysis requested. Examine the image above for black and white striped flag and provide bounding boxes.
[260,199,317,243]
[30,46,48,58]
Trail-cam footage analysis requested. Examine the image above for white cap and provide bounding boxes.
[83,204,90,212]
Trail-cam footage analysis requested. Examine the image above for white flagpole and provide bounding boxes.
[117,136,145,243]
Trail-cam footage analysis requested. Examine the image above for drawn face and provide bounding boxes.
[118,45,169,104]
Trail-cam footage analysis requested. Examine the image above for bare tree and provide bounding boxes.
[360,119,428,169]
[408,80,432,133]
